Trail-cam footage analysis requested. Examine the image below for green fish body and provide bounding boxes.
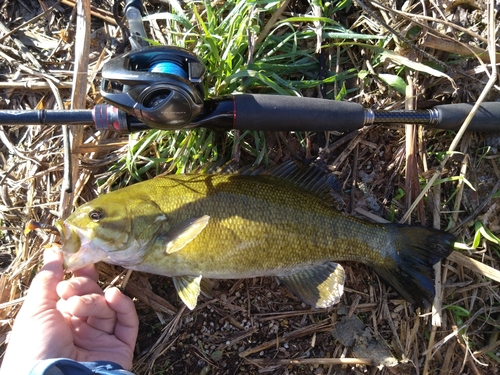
[56,163,455,309]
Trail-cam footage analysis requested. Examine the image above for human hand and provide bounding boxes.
[1,247,138,373]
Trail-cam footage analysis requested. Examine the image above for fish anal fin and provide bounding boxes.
[279,262,345,308]
[163,215,210,254]
[173,275,202,310]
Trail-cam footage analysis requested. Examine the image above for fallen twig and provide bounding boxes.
[244,357,374,366]
[447,252,500,284]
[239,320,332,358]
[61,0,117,25]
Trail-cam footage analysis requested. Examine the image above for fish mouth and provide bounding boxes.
[54,220,109,272]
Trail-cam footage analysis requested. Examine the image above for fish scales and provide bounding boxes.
[55,163,455,309]
[134,174,386,277]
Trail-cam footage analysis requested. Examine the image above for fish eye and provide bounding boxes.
[88,209,104,222]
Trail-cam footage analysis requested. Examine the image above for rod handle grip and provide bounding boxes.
[233,94,366,132]
[435,102,500,132]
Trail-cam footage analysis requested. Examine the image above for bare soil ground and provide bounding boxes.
[1,0,500,374]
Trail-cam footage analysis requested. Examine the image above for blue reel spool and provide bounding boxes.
[149,61,188,79]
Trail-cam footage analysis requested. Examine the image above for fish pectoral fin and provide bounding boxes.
[164,215,210,254]
[173,275,202,310]
[279,262,345,309]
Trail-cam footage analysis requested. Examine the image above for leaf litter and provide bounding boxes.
[1,0,500,374]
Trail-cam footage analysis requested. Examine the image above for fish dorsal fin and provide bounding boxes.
[163,215,210,254]
[173,275,202,310]
[261,161,343,206]
[279,261,345,308]
[196,160,343,206]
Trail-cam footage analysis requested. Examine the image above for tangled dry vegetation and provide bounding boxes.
[1,0,500,374]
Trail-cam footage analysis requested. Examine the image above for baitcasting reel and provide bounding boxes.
[100,45,206,130]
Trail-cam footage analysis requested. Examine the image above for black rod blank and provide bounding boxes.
[0,109,94,126]
[0,99,499,133]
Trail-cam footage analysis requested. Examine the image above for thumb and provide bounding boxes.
[26,247,64,303]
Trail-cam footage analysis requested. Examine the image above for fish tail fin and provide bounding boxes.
[374,224,455,308]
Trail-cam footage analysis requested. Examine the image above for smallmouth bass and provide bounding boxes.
[55,163,455,309]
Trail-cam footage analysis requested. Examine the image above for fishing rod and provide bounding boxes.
[2,2,500,133]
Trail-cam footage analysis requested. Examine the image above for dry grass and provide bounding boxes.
[1,0,500,374]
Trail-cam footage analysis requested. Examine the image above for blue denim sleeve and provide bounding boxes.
[27,359,136,375]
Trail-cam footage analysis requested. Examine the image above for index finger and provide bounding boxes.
[57,275,103,300]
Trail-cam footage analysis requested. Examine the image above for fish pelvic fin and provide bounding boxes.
[200,277,213,299]
[376,224,455,308]
[163,215,210,254]
[279,262,345,308]
[173,275,202,310]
